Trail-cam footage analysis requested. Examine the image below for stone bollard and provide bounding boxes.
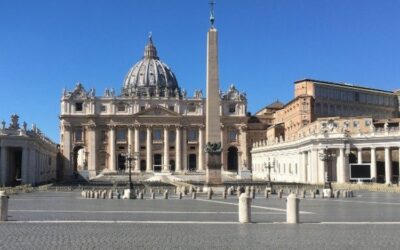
[302,190,306,199]
[238,193,252,223]
[192,192,197,199]
[334,190,340,199]
[179,192,183,199]
[207,189,213,200]
[222,190,227,199]
[151,192,155,200]
[286,193,300,224]
[164,190,169,199]
[196,187,201,193]
[116,191,121,199]
[0,191,9,221]
[81,191,86,198]
[108,190,113,199]
[310,190,316,199]
[321,192,325,199]
[95,191,100,199]
[349,190,354,197]
[139,191,144,200]
[102,191,107,199]
[245,186,251,197]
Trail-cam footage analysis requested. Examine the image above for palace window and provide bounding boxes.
[139,130,146,142]
[140,106,146,112]
[169,130,176,142]
[75,102,83,112]
[116,128,127,142]
[168,106,174,111]
[188,103,196,113]
[100,105,107,112]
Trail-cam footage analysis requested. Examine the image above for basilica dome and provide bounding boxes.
[122,35,179,97]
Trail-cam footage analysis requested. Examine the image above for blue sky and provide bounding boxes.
[0,0,399,142]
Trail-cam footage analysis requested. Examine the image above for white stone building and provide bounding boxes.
[0,115,58,186]
[252,117,400,184]
[59,36,249,179]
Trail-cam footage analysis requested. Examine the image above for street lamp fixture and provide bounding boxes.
[121,146,139,190]
[264,161,275,187]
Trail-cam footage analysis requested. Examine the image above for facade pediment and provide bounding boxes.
[135,105,180,117]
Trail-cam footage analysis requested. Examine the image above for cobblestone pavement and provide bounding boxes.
[1,190,400,249]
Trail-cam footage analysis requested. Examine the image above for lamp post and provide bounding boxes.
[122,146,139,190]
[319,146,336,190]
[264,161,275,187]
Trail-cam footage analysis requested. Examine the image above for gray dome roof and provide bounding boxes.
[122,35,179,97]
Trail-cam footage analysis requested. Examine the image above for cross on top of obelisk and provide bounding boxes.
[209,0,216,27]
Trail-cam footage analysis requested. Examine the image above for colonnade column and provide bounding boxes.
[182,128,187,171]
[163,126,169,172]
[146,126,153,172]
[370,147,377,182]
[302,152,307,183]
[384,147,392,184]
[127,125,133,154]
[133,125,140,172]
[1,147,8,185]
[175,126,182,172]
[21,147,29,184]
[357,148,363,164]
[198,126,205,171]
[310,149,318,184]
[336,148,346,184]
[108,125,116,171]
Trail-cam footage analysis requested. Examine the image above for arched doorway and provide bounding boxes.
[227,146,238,172]
[72,146,85,172]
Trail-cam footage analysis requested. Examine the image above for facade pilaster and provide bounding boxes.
[62,124,72,176]
[182,127,187,171]
[146,126,153,172]
[87,124,97,176]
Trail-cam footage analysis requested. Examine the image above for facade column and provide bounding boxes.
[133,125,140,172]
[302,152,307,183]
[21,147,29,184]
[182,128,187,171]
[163,126,170,172]
[370,147,377,182]
[198,126,205,171]
[317,149,326,183]
[108,125,116,171]
[175,126,182,172]
[128,125,134,154]
[87,124,97,177]
[384,147,392,184]
[146,126,153,172]
[357,148,363,164]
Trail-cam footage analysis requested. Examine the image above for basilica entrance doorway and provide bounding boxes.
[117,154,126,172]
[72,146,85,172]
[154,154,162,172]
[188,154,197,171]
[140,160,146,172]
[227,146,238,172]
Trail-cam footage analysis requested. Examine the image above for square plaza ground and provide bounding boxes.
[1,190,400,249]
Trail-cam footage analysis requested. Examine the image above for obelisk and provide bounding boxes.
[205,1,222,185]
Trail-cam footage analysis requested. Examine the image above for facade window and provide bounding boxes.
[168,106,174,111]
[117,128,127,142]
[117,105,126,112]
[188,129,198,141]
[153,129,162,141]
[140,130,146,142]
[75,128,83,142]
[101,105,107,112]
[169,130,176,142]
[228,130,237,142]
[140,106,146,111]
[229,104,236,113]
[75,102,83,112]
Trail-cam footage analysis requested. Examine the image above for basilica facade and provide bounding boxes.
[60,36,249,179]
